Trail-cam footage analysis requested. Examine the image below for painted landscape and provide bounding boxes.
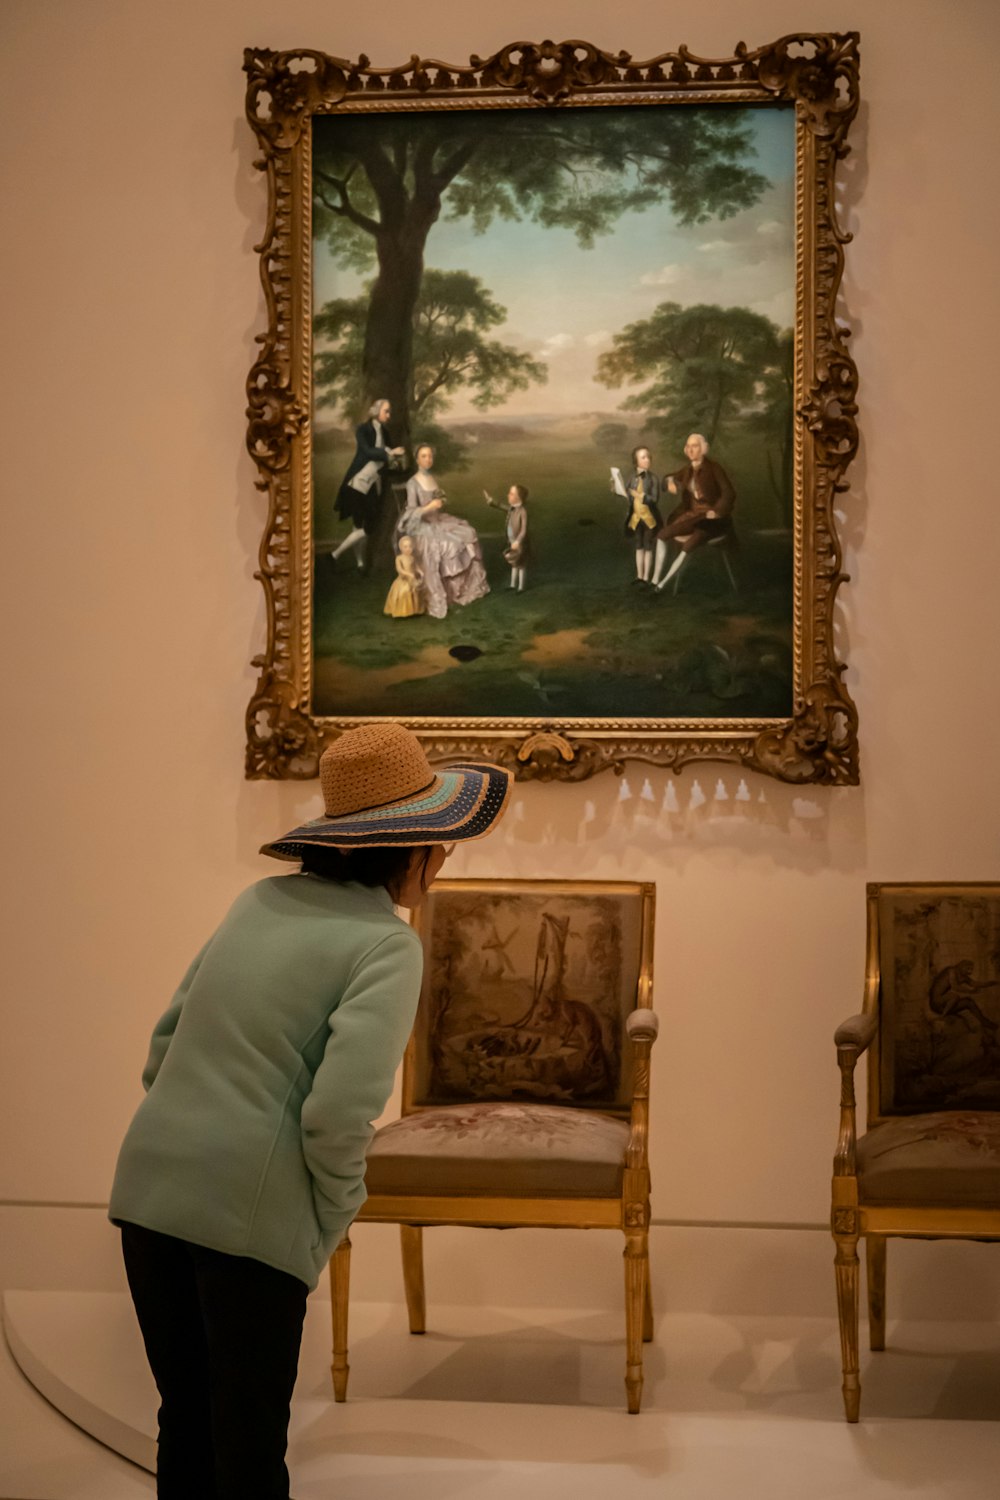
[311,103,796,721]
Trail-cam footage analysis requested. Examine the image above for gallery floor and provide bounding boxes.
[3,1286,999,1500]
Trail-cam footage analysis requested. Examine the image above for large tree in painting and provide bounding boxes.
[314,269,547,469]
[312,108,769,448]
[597,303,794,520]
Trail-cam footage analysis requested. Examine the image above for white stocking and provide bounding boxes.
[656,546,689,591]
[332,526,365,561]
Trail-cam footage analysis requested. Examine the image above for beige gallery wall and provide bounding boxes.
[1,0,998,1254]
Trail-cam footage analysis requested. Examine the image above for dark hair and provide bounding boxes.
[299,843,428,898]
[512,483,529,504]
[631,445,652,467]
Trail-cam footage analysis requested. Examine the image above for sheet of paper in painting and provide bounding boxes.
[610,467,628,498]
[348,459,384,494]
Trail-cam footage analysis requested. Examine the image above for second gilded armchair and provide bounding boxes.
[832,882,1000,1420]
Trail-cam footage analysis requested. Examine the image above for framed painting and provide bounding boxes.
[405,879,655,1111]
[243,34,860,784]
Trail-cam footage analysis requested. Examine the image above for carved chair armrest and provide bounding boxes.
[625,1009,658,1171]
[627,1008,659,1044]
[833,1012,876,1178]
[834,1011,877,1052]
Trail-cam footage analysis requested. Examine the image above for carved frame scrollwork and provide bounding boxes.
[243,33,860,784]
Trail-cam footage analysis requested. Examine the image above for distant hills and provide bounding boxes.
[314,412,635,447]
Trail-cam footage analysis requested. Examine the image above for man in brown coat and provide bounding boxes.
[652,434,735,591]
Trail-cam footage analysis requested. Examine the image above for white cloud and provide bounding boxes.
[539,332,575,358]
[756,220,784,237]
[698,239,729,254]
[583,329,612,348]
[639,263,683,287]
[747,288,795,327]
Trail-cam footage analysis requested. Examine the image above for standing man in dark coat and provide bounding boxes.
[331,398,406,572]
[652,433,736,591]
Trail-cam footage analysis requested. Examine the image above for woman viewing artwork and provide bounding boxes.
[331,397,406,573]
[398,442,490,619]
[109,723,512,1499]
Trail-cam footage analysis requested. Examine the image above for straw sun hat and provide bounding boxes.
[260,722,513,861]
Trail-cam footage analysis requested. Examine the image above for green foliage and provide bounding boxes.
[413,270,547,415]
[312,107,769,269]
[596,303,792,513]
[592,421,629,452]
[314,269,546,453]
[311,107,771,447]
[744,328,794,524]
[408,419,471,477]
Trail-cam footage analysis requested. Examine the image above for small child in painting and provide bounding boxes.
[383,535,425,618]
[621,446,663,586]
[484,484,531,592]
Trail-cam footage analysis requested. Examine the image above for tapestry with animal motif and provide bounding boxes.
[410,886,646,1110]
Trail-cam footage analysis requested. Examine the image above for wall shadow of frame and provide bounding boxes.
[243,33,861,788]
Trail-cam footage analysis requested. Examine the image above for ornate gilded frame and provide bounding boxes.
[243,34,860,784]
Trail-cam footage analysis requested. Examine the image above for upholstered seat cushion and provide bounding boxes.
[857,1112,1000,1206]
[364,1102,631,1199]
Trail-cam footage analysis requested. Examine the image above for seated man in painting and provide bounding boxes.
[651,433,735,591]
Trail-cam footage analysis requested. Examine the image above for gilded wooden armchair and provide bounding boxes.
[330,879,658,1413]
[832,882,1000,1420]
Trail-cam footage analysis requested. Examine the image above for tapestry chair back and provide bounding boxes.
[403,882,645,1117]
[871,884,1000,1123]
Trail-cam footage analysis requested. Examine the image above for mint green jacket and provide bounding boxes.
[109,876,423,1288]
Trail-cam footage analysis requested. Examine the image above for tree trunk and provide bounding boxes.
[362,209,438,459]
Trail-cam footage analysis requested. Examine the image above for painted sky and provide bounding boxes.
[314,106,795,422]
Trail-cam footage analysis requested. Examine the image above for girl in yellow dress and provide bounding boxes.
[384,534,426,618]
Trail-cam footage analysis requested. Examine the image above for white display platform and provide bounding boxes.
[5,1290,1000,1499]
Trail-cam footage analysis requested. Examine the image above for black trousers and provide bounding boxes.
[120,1223,309,1500]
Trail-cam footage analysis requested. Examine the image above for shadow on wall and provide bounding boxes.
[237,762,866,879]
[488,769,866,878]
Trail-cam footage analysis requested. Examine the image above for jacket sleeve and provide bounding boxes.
[712,462,736,516]
[356,423,390,465]
[300,927,424,1240]
[141,938,213,1091]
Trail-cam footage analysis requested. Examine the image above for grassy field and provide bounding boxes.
[311,432,793,720]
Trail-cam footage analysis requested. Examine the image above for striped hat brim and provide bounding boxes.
[260,762,512,860]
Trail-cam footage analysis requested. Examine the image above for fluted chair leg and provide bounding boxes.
[866,1234,887,1352]
[400,1224,426,1334]
[624,1229,648,1413]
[642,1274,654,1343]
[330,1235,351,1401]
[834,1218,861,1421]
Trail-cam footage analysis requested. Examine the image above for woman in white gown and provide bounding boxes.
[398,443,489,619]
